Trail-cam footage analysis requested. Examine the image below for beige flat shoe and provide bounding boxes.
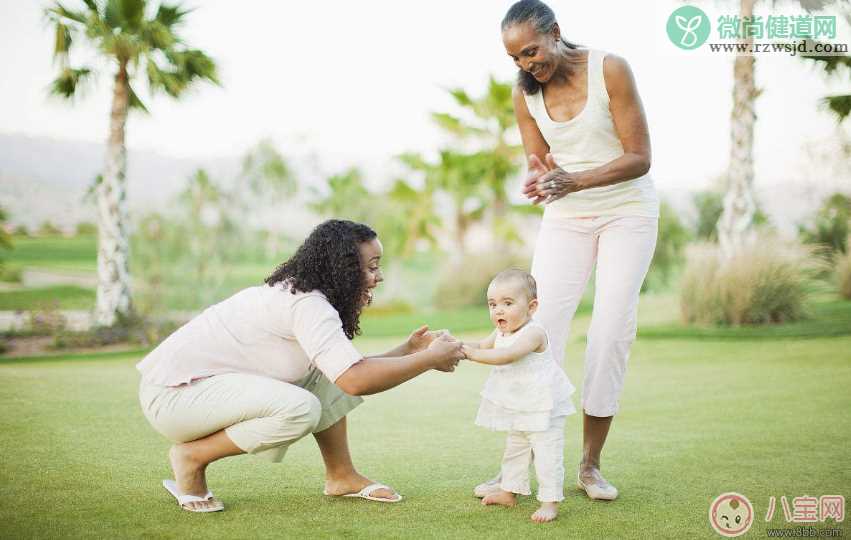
[577,472,618,500]
[473,474,502,498]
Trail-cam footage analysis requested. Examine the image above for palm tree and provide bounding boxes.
[45,0,218,326]
[717,0,759,257]
[400,77,521,253]
[716,0,841,256]
[309,167,372,223]
[431,77,521,221]
[805,53,851,121]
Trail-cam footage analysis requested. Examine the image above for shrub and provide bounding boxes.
[75,222,97,236]
[26,302,67,334]
[0,264,23,283]
[799,193,851,256]
[692,191,724,241]
[680,237,820,326]
[643,200,691,292]
[52,312,179,350]
[434,251,530,309]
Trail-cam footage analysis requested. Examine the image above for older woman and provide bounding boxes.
[475,0,659,501]
[138,219,464,512]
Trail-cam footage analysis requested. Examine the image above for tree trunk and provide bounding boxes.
[94,61,133,326]
[717,0,759,257]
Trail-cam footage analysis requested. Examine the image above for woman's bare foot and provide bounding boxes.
[169,445,220,511]
[531,502,559,523]
[481,489,517,507]
[324,471,399,500]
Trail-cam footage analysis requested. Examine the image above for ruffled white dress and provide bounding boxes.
[475,322,576,432]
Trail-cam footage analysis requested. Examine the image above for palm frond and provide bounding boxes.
[449,88,473,107]
[49,67,92,98]
[155,3,191,28]
[46,3,88,24]
[824,94,851,121]
[127,83,149,113]
[149,63,187,97]
[104,0,144,30]
[81,0,100,14]
[165,49,220,85]
[142,21,177,50]
[807,53,851,74]
[53,23,73,61]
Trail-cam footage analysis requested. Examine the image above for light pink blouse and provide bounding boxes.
[136,283,363,387]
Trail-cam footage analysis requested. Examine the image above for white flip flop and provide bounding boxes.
[323,483,403,503]
[163,479,224,513]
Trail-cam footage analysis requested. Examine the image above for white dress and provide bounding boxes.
[475,322,576,432]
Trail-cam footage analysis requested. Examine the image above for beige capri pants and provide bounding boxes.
[139,367,363,462]
[531,215,658,417]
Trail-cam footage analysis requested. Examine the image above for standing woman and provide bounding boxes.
[138,219,464,512]
[476,0,659,501]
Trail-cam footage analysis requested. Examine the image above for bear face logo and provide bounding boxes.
[709,492,754,537]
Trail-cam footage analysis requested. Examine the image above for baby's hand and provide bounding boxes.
[461,344,474,360]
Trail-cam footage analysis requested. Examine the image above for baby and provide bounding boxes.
[462,268,576,523]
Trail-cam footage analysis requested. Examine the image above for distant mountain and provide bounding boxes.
[1,132,844,237]
[0,133,231,230]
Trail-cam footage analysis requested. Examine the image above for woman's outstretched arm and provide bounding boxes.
[335,336,464,396]
[367,325,450,358]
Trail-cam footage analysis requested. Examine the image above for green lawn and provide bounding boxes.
[5,235,98,273]
[0,285,96,310]
[1,321,849,539]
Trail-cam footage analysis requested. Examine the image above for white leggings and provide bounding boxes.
[531,216,658,417]
[500,416,567,502]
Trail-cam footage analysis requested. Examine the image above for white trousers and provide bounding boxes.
[499,416,566,502]
[531,216,658,417]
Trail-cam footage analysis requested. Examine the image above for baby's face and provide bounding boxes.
[487,280,535,333]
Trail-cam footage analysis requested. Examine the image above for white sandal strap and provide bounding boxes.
[177,492,213,505]
[359,483,391,497]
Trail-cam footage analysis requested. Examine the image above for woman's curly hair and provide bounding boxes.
[265,219,377,339]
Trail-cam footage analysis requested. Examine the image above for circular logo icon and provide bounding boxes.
[666,5,711,50]
[709,492,754,537]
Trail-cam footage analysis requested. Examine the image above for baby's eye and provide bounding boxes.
[527,48,537,56]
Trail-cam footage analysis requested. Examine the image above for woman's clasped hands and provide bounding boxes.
[522,153,584,205]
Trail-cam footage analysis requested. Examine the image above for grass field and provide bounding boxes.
[0,285,96,310]
[4,235,98,273]
[1,314,849,539]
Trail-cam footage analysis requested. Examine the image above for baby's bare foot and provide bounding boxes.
[531,502,559,523]
[482,489,517,507]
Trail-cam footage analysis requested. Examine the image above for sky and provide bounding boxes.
[1,0,849,198]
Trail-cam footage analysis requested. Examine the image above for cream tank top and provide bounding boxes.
[523,49,659,219]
